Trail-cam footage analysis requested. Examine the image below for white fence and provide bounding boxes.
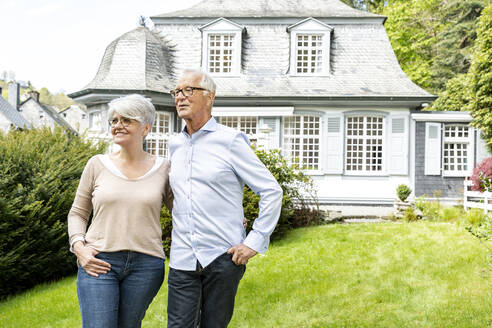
[463,180,492,213]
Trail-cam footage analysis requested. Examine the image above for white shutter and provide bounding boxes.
[476,129,491,165]
[425,122,442,175]
[259,117,280,149]
[388,116,409,175]
[325,113,344,174]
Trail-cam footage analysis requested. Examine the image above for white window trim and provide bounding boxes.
[344,114,387,176]
[88,110,103,132]
[442,124,474,177]
[212,106,294,117]
[200,18,244,76]
[216,116,258,139]
[288,18,333,76]
[282,114,324,174]
[146,111,173,158]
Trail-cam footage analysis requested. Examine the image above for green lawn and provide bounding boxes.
[1,222,490,327]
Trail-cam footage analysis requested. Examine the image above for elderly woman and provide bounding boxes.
[68,94,172,328]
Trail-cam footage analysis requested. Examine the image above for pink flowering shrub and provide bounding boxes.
[470,157,492,192]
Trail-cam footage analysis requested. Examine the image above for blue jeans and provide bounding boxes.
[77,251,165,328]
[167,252,246,328]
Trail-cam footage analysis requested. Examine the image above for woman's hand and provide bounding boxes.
[73,241,111,277]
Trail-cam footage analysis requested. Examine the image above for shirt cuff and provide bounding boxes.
[69,236,85,253]
[243,230,270,254]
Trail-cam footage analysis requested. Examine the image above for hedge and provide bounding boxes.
[0,128,106,299]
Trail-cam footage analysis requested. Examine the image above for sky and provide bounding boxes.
[0,0,202,94]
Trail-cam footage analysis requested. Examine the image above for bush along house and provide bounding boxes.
[68,0,490,207]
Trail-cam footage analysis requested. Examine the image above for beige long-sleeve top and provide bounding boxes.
[68,154,173,259]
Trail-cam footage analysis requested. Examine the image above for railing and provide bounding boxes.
[463,180,492,213]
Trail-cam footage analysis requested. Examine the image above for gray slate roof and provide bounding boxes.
[82,27,175,93]
[72,1,433,101]
[0,96,31,129]
[20,98,77,134]
[153,0,382,18]
[39,103,77,134]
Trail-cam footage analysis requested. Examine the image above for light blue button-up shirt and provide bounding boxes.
[168,117,283,270]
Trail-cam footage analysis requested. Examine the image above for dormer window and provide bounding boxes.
[200,18,245,76]
[208,34,235,73]
[287,18,333,76]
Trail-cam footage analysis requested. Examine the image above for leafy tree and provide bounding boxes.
[340,0,387,12]
[468,4,492,151]
[429,74,471,111]
[376,0,486,94]
[381,0,442,92]
[429,0,485,91]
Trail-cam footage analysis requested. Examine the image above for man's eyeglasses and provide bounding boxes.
[109,117,134,127]
[170,87,208,98]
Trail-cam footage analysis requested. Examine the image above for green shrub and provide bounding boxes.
[396,184,412,202]
[291,207,325,228]
[415,195,441,221]
[441,206,465,223]
[403,207,418,222]
[464,208,488,227]
[160,207,172,258]
[0,128,106,299]
[466,213,491,244]
[243,149,320,240]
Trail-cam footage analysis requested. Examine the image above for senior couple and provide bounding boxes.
[67,69,283,328]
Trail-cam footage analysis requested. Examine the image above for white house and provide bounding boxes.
[68,0,490,207]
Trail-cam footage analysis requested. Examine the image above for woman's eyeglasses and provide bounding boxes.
[109,117,134,127]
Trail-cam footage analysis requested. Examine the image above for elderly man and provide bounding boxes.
[167,69,283,328]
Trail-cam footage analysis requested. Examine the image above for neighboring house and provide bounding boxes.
[19,90,77,134]
[68,0,490,205]
[59,105,88,133]
[0,85,31,132]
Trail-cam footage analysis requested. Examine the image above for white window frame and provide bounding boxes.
[282,114,323,173]
[146,112,173,158]
[344,114,386,176]
[287,18,333,76]
[88,110,103,132]
[442,124,473,177]
[200,18,244,76]
[216,116,258,139]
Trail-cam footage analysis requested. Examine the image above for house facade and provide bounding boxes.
[0,82,77,134]
[68,0,490,205]
[17,91,77,134]
[59,105,88,133]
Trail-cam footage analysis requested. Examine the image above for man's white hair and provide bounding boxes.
[182,69,217,94]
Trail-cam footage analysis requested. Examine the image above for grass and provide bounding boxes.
[1,222,490,327]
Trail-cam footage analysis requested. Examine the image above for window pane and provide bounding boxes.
[283,116,321,170]
[296,34,323,74]
[345,116,384,172]
[208,34,235,74]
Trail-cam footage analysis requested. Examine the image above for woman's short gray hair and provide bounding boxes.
[182,69,217,94]
[108,94,155,126]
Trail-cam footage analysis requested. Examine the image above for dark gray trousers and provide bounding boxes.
[167,252,246,328]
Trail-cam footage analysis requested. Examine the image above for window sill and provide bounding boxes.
[442,172,471,178]
[302,170,324,176]
[208,73,241,78]
[343,172,389,177]
[289,73,330,77]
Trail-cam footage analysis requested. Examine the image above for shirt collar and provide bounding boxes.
[181,116,218,136]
